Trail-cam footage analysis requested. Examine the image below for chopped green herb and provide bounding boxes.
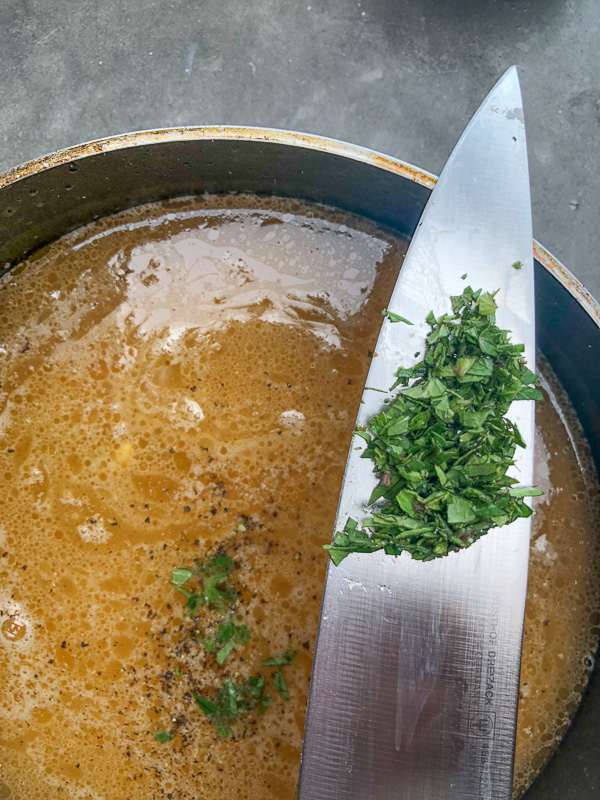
[324,287,543,566]
[215,615,235,643]
[195,613,251,659]
[461,273,468,280]
[515,386,544,401]
[195,631,216,652]
[193,692,218,716]
[196,556,237,611]
[172,567,193,586]
[382,309,414,325]
[512,261,523,270]
[216,639,236,665]
[166,551,297,738]
[234,623,251,644]
[262,649,297,667]
[193,676,271,737]
[272,669,290,700]
[173,555,237,613]
[508,486,544,497]
[476,291,498,317]
[152,730,172,744]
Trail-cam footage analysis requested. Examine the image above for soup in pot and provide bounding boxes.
[0,195,598,800]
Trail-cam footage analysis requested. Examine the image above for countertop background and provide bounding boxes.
[0,0,598,296]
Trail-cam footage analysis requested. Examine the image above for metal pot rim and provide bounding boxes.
[1,125,598,328]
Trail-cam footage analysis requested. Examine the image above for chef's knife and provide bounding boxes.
[298,66,534,800]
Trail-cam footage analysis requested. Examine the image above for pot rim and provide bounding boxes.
[1,125,598,329]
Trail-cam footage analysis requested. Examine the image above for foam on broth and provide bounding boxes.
[0,195,598,800]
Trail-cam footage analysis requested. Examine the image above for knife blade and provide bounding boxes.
[297,66,534,800]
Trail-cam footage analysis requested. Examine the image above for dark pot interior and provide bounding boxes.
[0,129,598,798]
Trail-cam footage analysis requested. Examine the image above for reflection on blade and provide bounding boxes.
[298,67,534,800]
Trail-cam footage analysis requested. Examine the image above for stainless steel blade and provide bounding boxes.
[298,67,535,800]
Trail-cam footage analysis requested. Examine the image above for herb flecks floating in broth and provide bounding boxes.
[165,553,298,740]
[0,195,599,800]
[0,196,403,800]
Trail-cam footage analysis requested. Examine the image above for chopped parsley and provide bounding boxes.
[262,649,297,667]
[382,309,414,325]
[172,555,237,613]
[195,613,251,663]
[192,652,297,737]
[152,730,172,744]
[272,669,290,701]
[171,567,193,586]
[512,260,523,270]
[167,553,298,739]
[324,287,543,566]
[216,639,236,665]
[262,650,296,702]
[193,676,271,738]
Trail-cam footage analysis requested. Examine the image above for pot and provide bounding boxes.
[0,127,598,798]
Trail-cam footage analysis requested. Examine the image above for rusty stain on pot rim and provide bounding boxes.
[0,126,597,329]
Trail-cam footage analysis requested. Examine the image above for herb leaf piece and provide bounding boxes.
[262,649,297,667]
[272,669,290,700]
[194,692,218,716]
[382,309,414,325]
[216,639,236,665]
[515,386,544,401]
[508,487,544,497]
[172,567,193,586]
[195,613,252,659]
[234,623,251,643]
[152,730,172,744]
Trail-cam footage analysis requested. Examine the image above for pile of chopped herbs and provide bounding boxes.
[152,554,297,742]
[324,287,543,566]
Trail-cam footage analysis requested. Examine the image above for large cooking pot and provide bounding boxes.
[0,128,598,798]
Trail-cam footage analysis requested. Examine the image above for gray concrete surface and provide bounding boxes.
[0,0,598,298]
